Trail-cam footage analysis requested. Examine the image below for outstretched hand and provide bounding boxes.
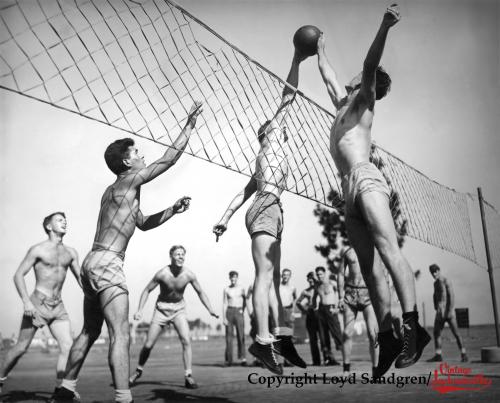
[187,101,203,128]
[212,222,227,242]
[133,311,143,321]
[383,3,401,27]
[173,196,191,214]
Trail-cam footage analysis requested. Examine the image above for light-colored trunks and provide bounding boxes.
[245,191,283,240]
[341,161,390,215]
[151,299,187,327]
[28,289,69,328]
[81,246,127,300]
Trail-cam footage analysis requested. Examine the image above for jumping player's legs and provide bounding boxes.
[346,216,392,331]
[251,233,277,340]
[64,297,104,380]
[48,319,73,381]
[0,316,38,379]
[357,191,416,313]
[100,287,130,391]
[362,304,379,368]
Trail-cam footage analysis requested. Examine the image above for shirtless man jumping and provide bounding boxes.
[129,245,218,389]
[53,102,202,403]
[213,52,308,375]
[0,212,81,395]
[338,247,379,375]
[317,4,429,377]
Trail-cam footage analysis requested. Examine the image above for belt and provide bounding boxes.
[227,306,243,310]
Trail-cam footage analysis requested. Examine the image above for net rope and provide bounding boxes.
[1,0,498,267]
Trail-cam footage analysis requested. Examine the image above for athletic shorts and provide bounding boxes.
[151,299,187,327]
[81,249,127,299]
[29,289,69,328]
[344,285,371,312]
[341,161,390,215]
[245,191,283,240]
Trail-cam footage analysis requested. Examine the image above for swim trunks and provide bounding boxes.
[344,284,371,312]
[245,191,283,239]
[151,299,187,326]
[28,289,69,328]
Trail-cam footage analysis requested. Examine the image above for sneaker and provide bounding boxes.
[395,315,431,369]
[129,368,143,387]
[461,353,468,363]
[240,360,248,367]
[185,375,198,389]
[272,336,307,369]
[49,386,81,402]
[426,354,443,362]
[373,330,403,378]
[249,342,283,375]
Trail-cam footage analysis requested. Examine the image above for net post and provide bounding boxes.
[477,187,500,347]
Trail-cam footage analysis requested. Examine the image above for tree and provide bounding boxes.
[313,146,408,274]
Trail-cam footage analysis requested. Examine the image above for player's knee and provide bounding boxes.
[180,336,191,348]
[59,339,73,354]
[374,236,399,261]
[367,328,377,344]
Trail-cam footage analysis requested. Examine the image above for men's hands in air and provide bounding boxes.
[317,32,326,55]
[173,196,191,214]
[212,222,228,242]
[187,101,203,128]
[383,4,401,27]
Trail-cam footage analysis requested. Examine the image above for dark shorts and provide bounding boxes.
[245,191,283,240]
[341,161,390,216]
[29,290,69,328]
[81,249,128,300]
[344,285,371,313]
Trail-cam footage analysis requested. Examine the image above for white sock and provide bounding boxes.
[436,349,442,355]
[136,366,143,372]
[256,334,274,345]
[115,388,133,403]
[61,378,77,392]
[185,369,192,377]
[273,327,293,337]
[461,348,466,354]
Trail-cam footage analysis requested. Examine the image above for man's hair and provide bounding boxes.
[104,138,135,175]
[43,212,66,235]
[282,268,291,274]
[257,120,271,143]
[429,264,440,273]
[375,66,391,100]
[169,245,186,256]
[306,271,315,280]
[229,270,239,278]
[315,266,326,273]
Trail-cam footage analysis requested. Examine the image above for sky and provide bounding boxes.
[1,0,499,337]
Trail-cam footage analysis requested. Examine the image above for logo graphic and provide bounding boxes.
[430,363,492,394]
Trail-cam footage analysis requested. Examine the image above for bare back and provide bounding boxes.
[343,248,367,288]
[93,175,140,255]
[32,241,75,297]
[330,91,374,175]
[156,266,194,303]
[255,121,289,198]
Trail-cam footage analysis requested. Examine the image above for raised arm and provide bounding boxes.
[130,102,203,187]
[13,246,38,317]
[213,176,258,240]
[317,33,347,110]
[133,274,160,321]
[191,274,219,318]
[136,196,191,231]
[359,4,400,103]
[68,247,82,289]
